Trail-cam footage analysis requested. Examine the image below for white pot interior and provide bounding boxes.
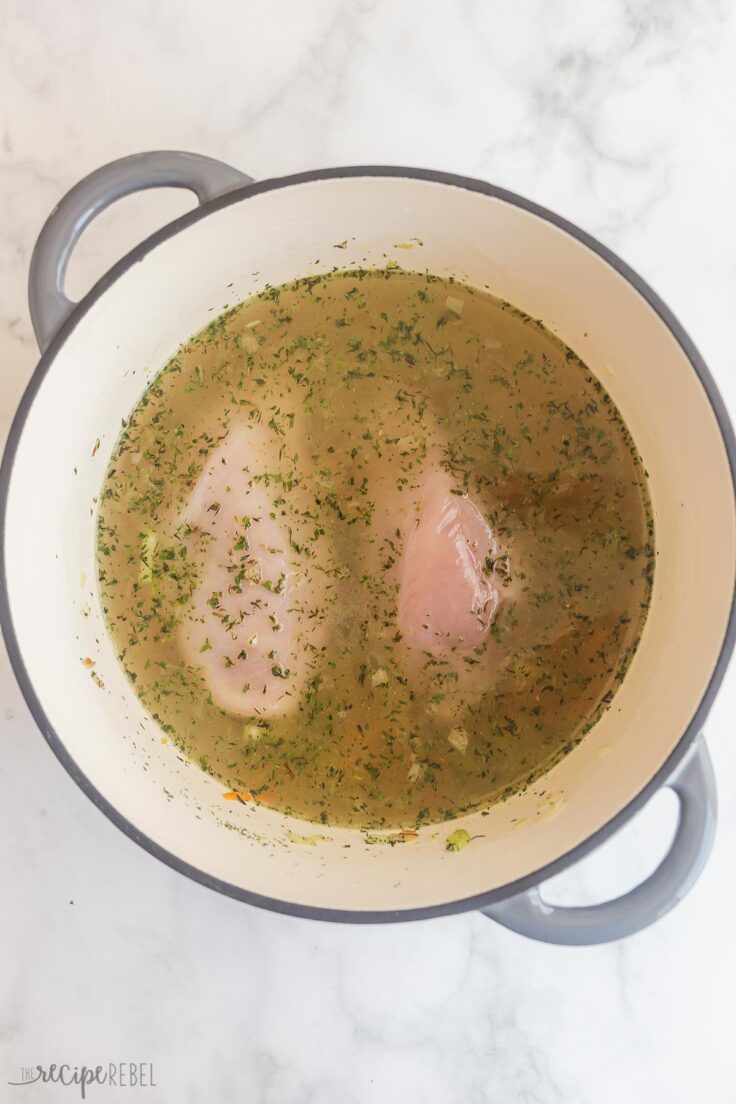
[5,174,735,914]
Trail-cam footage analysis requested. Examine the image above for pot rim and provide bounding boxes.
[2,163,735,924]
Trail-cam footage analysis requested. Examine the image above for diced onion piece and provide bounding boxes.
[448,727,469,754]
[445,295,464,316]
[238,332,260,353]
[408,759,422,783]
[139,531,158,584]
[371,668,389,687]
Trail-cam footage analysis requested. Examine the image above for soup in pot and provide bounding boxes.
[97,268,654,829]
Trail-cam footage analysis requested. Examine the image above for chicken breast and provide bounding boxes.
[398,471,498,650]
[179,426,308,717]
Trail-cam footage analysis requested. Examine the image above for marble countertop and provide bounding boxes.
[2,1,736,1100]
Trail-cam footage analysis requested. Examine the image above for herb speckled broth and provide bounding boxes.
[97,268,654,829]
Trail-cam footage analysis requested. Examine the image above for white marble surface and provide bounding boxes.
[2,1,736,1100]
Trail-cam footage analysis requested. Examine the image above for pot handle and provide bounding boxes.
[482,735,716,945]
[28,150,253,352]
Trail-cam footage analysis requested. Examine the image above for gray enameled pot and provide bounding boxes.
[2,152,734,943]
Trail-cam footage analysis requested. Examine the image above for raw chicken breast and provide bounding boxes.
[398,472,498,650]
[179,427,304,717]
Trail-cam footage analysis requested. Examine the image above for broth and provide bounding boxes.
[97,268,654,829]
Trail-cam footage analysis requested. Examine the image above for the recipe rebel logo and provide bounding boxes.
[7,1063,156,1098]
